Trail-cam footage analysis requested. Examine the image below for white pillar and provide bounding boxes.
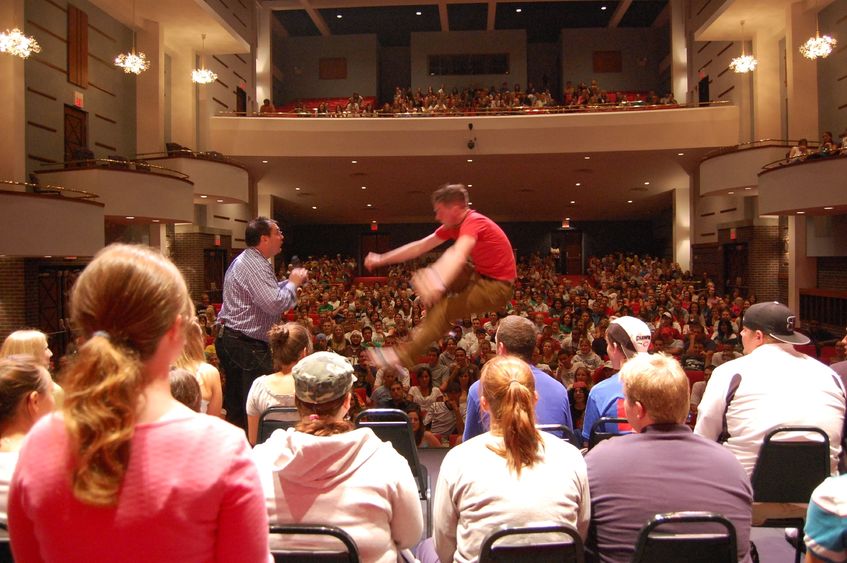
[787,215,816,320]
[135,19,165,155]
[255,4,273,106]
[669,0,688,105]
[673,184,691,272]
[785,2,819,140]
[752,29,782,141]
[0,0,27,182]
[169,48,197,149]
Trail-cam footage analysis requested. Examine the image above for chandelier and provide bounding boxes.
[114,0,149,75]
[191,34,217,85]
[0,28,41,59]
[800,25,837,60]
[729,21,757,74]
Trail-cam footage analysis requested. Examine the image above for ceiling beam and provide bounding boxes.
[439,0,450,31]
[607,0,632,28]
[300,0,332,36]
[652,2,670,28]
[487,0,496,31]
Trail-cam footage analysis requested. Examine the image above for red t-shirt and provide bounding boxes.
[435,210,516,282]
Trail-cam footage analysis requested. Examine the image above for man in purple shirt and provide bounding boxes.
[216,217,308,430]
[585,353,752,563]
[463,315,571,441]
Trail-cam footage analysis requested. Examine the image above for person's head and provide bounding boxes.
[606,316,652,369]
[0,356,55,435]
[578,338,591,355]
[332,325,345,340]
[245,217,283,258]
[268,322,313,371]
[168,368,201,412]
[63,244,193,506]
[1,330,52,369]
[574,365,590,385]
[572,381,588,405]
[292,351,355,436]
[740,301,810,354]
[426,346,440,365]
[405,406,425,444]
[390,381,405,402]
[620,352,689,432]
[380,368,398,389]
[173,317,207,371]
[494,315,538,362]
[262,98,270,105]
[479,355,541,476]
[417,367,432,390]
[432,183,469,227]
[361,326,373,342]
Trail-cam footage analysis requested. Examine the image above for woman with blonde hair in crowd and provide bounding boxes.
[0,356,56,523]
[0,330,53,370]
[245,322,313,445]
[173,317,223,418]
[425,355,590,563]
[8,244,268,562]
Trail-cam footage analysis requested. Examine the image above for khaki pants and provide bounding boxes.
[396,276,513,367]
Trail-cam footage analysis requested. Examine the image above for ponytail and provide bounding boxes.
[481,355,542,476]
[62,333,146,505]
[294,394,353,437]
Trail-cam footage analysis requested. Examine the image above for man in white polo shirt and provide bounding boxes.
[694,301,846,476]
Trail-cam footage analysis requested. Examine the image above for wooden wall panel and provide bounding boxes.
[67,4,89,87]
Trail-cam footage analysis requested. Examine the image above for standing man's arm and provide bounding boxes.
[365,234,444,270]
[246,266,308,315]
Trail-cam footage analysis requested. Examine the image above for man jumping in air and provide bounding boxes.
[365,183,515,369]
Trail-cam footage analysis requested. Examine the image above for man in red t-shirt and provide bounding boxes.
[365,183,515,368]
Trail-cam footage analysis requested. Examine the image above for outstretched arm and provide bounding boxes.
[413,234,476,306]
[364,233,444,271]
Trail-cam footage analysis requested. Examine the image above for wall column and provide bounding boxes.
[752,29,782,140]
[669,0,688,104]
[673,183,691,271]
[787,215,816,322]
[0,0,27,182]
[785,2,819,140]
[168,48,197,149]
[255,5,273,105]
[135,19,165,155]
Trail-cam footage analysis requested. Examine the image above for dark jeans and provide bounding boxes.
[216,328,273,431]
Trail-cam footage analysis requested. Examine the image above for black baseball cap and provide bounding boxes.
[742,302,810,345]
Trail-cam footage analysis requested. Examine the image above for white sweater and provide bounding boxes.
[433,431,590,563]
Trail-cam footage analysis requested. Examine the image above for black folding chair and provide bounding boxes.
[479,524,585,563]
[750,426,830,563]
[269,524,359,563]
[258,405,299,444]
[0,521,12,563]
[588,416,631,450]
[536,423,582,449]
[631,512,737,563]
[354,408,431,536]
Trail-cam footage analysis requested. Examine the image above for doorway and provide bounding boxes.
[360,233,391,276]
[698,76,710,106]
[37,265,84,360]
[551,229,583,275]
[204,248,227,303]
[236,87,247,114]
[723,243,748,296]
[64,105,88,162]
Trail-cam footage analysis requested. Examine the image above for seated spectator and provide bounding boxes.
[574,337,603,371]
[555,347,576,387]
[680,341,707,371]
[0,356,56,523]
[407,406,442,448]
[804,473,847,562]
[570,381,589,432]
[819,131,838,156]
[8,244,268,562]
[789,138,811,161]
[426,380,465,438]
[245,322,313,445]
[425,355,589,562]
[689,365,713,416]
[169,368,202,412]
[327,325,349,354]
[252,351,423,561]
[1,328,63,405]
[173,317,223,417]
[408,366,443,411]
[383,381,416,410]
[370,367,398,406]
[585,353,752,563]
[259,98,276,114]
[414,346,450,387]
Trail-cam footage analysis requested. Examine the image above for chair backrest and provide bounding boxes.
[632,511,736,563]
[479,524,585,563]
[354,408,426,496]
[258,405,300,444]
[751,426,830,503]
[269,524,359,563]
[588,416,630,450]
[536,423,582,449]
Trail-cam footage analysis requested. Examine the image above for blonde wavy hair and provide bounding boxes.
[62,244,192,506]
[173,317,206,372]
[1,330,49,366]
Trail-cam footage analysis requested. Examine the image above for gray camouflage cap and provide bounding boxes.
[292,351,354,404]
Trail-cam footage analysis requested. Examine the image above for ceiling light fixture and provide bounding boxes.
[729,21,757,73]
[261,160,268,164]
[584,156,590,160]
[152,219,160,223]
[312,206,317,209]
[467,159,473,162]
[217,199,223,203]
[728,191,735,195]
[575,182,581,186]
[191,33,218,85]
[0,27,41,59]
[336,14,342,19]
[125,216,135,220]
[601,6,608,11]
[351,160,357,164]
[824,206,834,210]
[200,195,208,198]
[467,184,473,187]
[800,12,837,60]
[644,181,650,185]
[516,8,522,13]
[115,0,150,75]
[677,152,685,156]
[416,11,422,16]
[627,200,633,203]
[361,186,367,190]
[570,200,576,204]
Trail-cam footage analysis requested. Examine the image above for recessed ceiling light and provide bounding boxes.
[311,206,317,209]
[295,187,301,191]
[372,220,376,223]
[627,200,633,203]
[125,216,134,219]
[336,13,342,18]
[570,200,576,204]
[728,191,734,195]
[152,219,160,223]
[361,186,367,190]
[584,156,590,160]
[468,201,473,205]
[467,159,473,162]
[351,160,357,164]
[797,211,805,214]
[200,195,207,198]
[601,5,607,10]
[644,182,650,185]
[415,10,422,15]
[745,187,752,190]
[217,199,224,203]
[677,152,684,156]
[824,206,834,210]
[44,255,52,258]
[515,8,522,13]
[467,184,473,187]
[575,182,581,186]
[367,203,372,207]
[565,217,571,221]
[262,160,268,164]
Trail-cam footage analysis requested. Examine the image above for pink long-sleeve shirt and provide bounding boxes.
[8,411,270,563]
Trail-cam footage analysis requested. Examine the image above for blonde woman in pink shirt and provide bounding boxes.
[8,244,269,563]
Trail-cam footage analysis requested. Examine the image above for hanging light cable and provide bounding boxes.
[729,20,757,73]
[114,0,149,75]
[191,34,218,84]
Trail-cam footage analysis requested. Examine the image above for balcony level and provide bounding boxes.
[757,156,847,216]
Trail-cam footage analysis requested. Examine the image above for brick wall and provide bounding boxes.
[0,258,27,342]
[819,257,847,291]
[171,232,232,301]
[746,225,781,302]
